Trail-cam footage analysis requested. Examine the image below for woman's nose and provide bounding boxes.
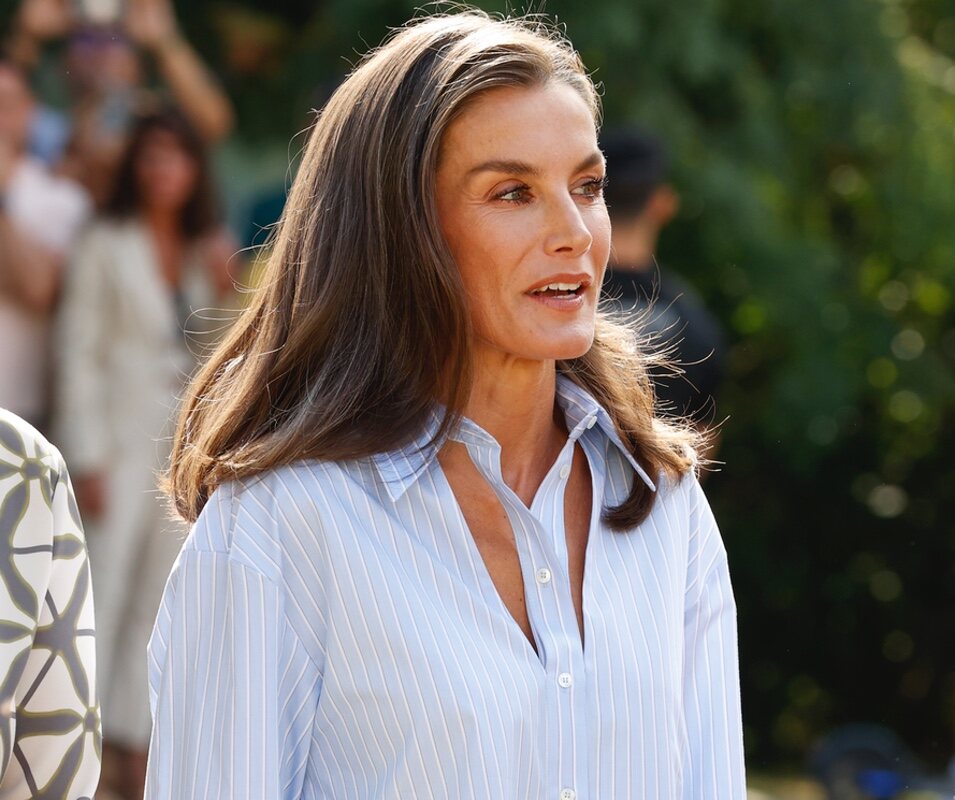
[543,196,593,257]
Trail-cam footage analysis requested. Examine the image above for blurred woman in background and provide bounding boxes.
[54,107,236,800]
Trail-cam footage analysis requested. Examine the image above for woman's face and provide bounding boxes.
[0,66,33,150]
[135,128,199,214]
[436,81,610,364]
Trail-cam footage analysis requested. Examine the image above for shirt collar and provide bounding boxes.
[553,374,658,493]
[371,374,657,501]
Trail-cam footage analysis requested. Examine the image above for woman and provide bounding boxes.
[147,11,745,799]
[54,108,235,799]
[0,410,100,798]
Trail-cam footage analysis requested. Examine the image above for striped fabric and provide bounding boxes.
[145,375,745,799]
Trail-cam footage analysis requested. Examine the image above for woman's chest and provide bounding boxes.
[310,476,690,729]
[103,227,213,346]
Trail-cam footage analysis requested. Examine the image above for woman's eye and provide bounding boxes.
[495,185,531,203]
[573,176,609,199]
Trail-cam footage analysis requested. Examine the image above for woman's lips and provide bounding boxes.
[524,288,587,311]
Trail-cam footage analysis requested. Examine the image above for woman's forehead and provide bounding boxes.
[141,129,188,149]
[440,83,599,175]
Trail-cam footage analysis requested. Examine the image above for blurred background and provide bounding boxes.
[1,0,953,798]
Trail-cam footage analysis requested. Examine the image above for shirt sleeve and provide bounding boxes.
[681,475,746,799]
[145,542,322,799]
[0,413,100,799]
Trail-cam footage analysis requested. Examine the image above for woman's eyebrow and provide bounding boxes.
[466,158,539,178]
[465,150,604,180]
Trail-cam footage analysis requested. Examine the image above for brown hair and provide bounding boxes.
[0,49,30,87]
[106,107,219,239]
[166,9,699,526]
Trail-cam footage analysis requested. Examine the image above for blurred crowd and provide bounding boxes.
[0,2,728,798]
[1,1,239,796]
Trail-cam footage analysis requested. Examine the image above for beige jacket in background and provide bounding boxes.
[52,218,224,749]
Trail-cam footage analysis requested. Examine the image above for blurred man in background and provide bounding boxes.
[601,128,727,458]
[0,52,89,429]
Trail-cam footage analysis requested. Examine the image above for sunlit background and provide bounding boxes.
[2,0,954,797]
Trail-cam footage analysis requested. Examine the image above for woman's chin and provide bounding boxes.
[525,332,595,362]
[552,343,594,362]
[477,325,596,364]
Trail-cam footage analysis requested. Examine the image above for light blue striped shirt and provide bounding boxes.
[145,375,745,799]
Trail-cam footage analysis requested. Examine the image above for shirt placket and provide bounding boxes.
[464,434,591,800]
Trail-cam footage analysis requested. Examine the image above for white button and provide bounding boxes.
[536,567,552,584]
[557,672,573,688]
[559,464,571,479]
[560,789,577,800]
[586,416,597,429]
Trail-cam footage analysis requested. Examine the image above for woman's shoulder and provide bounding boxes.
[0,409,67,479]
[653,466,728,569]
[0,409,79,554]
[640,464,714,532]
[183,458,370,580]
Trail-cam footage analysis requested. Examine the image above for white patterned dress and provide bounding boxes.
[0,410,100,798]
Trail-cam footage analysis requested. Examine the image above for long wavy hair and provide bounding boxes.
[165,9,699,526]
[105,107,219,239]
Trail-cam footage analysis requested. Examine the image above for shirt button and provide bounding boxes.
[559,464,571,479]
[586,416,597,429]
[557,672,573,688]
[560,789,577,800]
[536,567,552,584]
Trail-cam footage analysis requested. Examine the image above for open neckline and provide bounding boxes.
[432,434,602,670]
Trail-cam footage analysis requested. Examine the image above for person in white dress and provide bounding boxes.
[53,107,235,799]
[0,408,100,799]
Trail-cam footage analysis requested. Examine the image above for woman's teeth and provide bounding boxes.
[531,282,582,295]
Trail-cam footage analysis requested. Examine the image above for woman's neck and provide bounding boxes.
[461,345,566,503]
[143,207,182,237]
